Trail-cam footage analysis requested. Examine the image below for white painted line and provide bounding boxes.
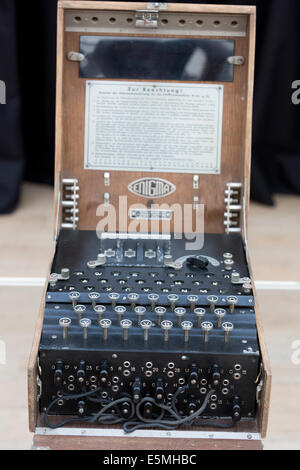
[0,277,299,290]
[0,277,45,287]
[255,281,300,291]
[35,427,260,441]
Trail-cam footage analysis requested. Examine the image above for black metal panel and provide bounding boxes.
[79,36,235,82]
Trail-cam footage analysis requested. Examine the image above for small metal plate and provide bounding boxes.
[65,10,247,37]
[130,209,173,220]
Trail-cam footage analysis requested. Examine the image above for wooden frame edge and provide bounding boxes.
[59,1,256,15]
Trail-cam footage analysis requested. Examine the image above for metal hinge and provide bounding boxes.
[61,178,80,230]
[224,182,243,234]
[227,56,245,66]
[256,380,263,405]
[37,376,42,402]
[136,10,159,28]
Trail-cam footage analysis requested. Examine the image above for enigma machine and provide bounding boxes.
[28,2,271,446]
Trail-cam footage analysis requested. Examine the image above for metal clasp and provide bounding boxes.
[136,10,159,28]
[227,56,245,66]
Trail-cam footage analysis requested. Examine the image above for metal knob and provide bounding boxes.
[181,320,193,343]
[99,318,112,341]
[74,304,86,323]
[187,295,199,312]
[69,291,80,308]
[224,259,234,271]
[148,293,159,311]
[140,319,152,342]
[155,306,166,325]
[194,308,206,327]
[161,320,173,342]
[60,268,70,280]
[134,306,146,324]
[120,319,132,341]
[215,308,226,328]
[49,273,58,289]
[174,307,186,327]
[79,318,91,340]
[168,294,179,311]
[227,295,238,313]
[88,291,100,309]
[94,304,106,322]
[201,321,213,343]
[223,252,233,260]
[207,295,219,313]
[108,292,120,308]
[59,317,71,339]
[128,293,140,310]
[243,282,252,294]
[115,305,126,325]
[222,322,234,343]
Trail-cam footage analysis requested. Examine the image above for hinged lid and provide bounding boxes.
[54,2,256,237]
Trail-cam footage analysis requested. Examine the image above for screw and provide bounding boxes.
[115,305,126,325]
[59,317,71,339]
[134,306,146,324]
[194,308,206,327]
[227,296,238,313]
[74,304,86,323]
[120,319,132,341]
[181,321,193,343]
[155,306,166,325]
[79,318,91,340]
[168,294,179,311]
[215,308,226,328]
[108,292,120,308]
[148,293,159,311]
[128,293,139,310]
[187,295,198,312]
[207,295,218,313]
[222,322,234,343]
[201,321,213,343]
[140,319,152,342]
[161,320,173,342]
[99,318,112,341]
[88,291,100,308]
[174,307,186,327]
[69,291,80,308]
[94,304,106,322]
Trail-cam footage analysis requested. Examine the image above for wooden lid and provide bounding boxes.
[55,2,256,236]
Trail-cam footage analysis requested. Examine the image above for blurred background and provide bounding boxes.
[1,0,300,212]
[0,0,299,450]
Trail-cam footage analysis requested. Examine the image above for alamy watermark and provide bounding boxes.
[291,80,300,105]
[95,196,205,251]
[291,340,300,365]
[0,340,6,365]
[0,80,6,104]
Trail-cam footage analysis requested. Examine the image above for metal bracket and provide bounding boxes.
[61,178,79,230]
[136,10,159,28]
[227,56,245,65]
[67,51,85,62]
[224,182,243,234]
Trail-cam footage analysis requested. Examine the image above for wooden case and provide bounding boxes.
[28,1,271,444]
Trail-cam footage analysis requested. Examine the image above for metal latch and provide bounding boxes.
[136,10,159,28]
[227,56,245,65]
